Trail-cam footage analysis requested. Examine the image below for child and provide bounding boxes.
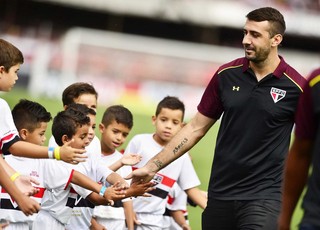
[124,96,205,230]
[33,104,128,230]
[93,105,137,230]
[54,82,101,157]
[0,38,85,215]
[0,99,52,230]
[48,82,103,229]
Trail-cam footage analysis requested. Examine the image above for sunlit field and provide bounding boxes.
[1,87,303,229]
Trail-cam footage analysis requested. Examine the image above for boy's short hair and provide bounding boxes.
[67,103,96,117]
[0,39,24,72]
[155,96,185,121]
[52,104,90,146]
[12,99,52,132]
[101,105,133,129]
[62,82,98,107]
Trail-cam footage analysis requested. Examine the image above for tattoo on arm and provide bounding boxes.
[173,138,188,155]
[153,159,163,170]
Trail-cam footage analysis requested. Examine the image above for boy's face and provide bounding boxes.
[74,94,97,111]
[0,64,20,92]
[20,122,48,146]
[63,124,90,149]
[87,113,96,144]
[152,108,184,146]
[99,120,130,154]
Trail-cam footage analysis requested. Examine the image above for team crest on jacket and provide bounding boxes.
[270,87,286,103]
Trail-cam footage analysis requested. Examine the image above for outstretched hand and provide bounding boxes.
[121,154,142,166]
[60,139,87,164]
[14,175,40,196]
[128,180,156,197]
[15,195,40,216]
[103,181,127,205]
[125,166,156,185]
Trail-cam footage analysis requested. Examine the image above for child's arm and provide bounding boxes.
[170,210,191,230]
[185,187,207,209]
[0,156,39,195]
[0,163,40,216]
[89,218,106,230]
[8,139,87,164]
[125,180,155,198]
[123,200,134,230]
[71,170,127,204]
[106,172,129,189]
[108,154,141,171]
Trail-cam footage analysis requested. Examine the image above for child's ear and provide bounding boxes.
[0,66,5,74]
[19,128,28,141]
[151,115,156,125]
[99,123,105,133]
[61,134,70,144]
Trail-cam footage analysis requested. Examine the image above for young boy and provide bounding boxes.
[124,96,205,230]
[33,104,128,230]
[0,38,85,216]
[48,82,104,229]
[58,82,101,157]
[0,99,52,230]
[93,105,137,230]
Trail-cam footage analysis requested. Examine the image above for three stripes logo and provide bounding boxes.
[270,87,286,103]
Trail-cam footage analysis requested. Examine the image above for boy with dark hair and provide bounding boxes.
[0,99,52,229]
[93,105,149,230]
[0,38,85,216]
[124,96,205,230]
[33,104,128,230]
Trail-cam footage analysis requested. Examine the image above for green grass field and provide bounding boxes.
[1,87,303,229]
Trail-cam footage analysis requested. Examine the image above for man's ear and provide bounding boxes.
[272,34,283,47]
[61,134,70,144]
[19,129,28,141]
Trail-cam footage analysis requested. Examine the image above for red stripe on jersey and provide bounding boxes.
[0,133,16,152]
[167,194,174,205]
[1,187,46,198]
[64,169,75,190]
[132,167,175,187]
[33,187,46,198]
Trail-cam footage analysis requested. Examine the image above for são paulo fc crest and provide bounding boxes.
[270,87,286,103]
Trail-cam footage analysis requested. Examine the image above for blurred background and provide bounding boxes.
[1,0,320,118]
[2,1,319,228]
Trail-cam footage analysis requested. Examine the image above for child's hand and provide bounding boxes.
[60,139,87,164]
[121,154,142,166]
[103,182,127,204]
[14,175,40,196]
[128,181,156,197]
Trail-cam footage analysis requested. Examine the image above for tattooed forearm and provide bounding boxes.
[173,138,188,155]
[152,159,163,170]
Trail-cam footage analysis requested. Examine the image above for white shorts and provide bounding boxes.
[3,222,29,230]
[95,217,126,230]
[32,211,64,230]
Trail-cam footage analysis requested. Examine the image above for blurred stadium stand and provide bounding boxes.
[1,0,319,116]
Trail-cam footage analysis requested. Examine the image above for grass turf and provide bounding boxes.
[1,87,303,229]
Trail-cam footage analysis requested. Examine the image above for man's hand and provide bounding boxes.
[125,165,156,185]
[60,139,87,164]
[14,175,40,196]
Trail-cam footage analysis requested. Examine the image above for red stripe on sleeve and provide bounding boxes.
[64,169,75,190]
